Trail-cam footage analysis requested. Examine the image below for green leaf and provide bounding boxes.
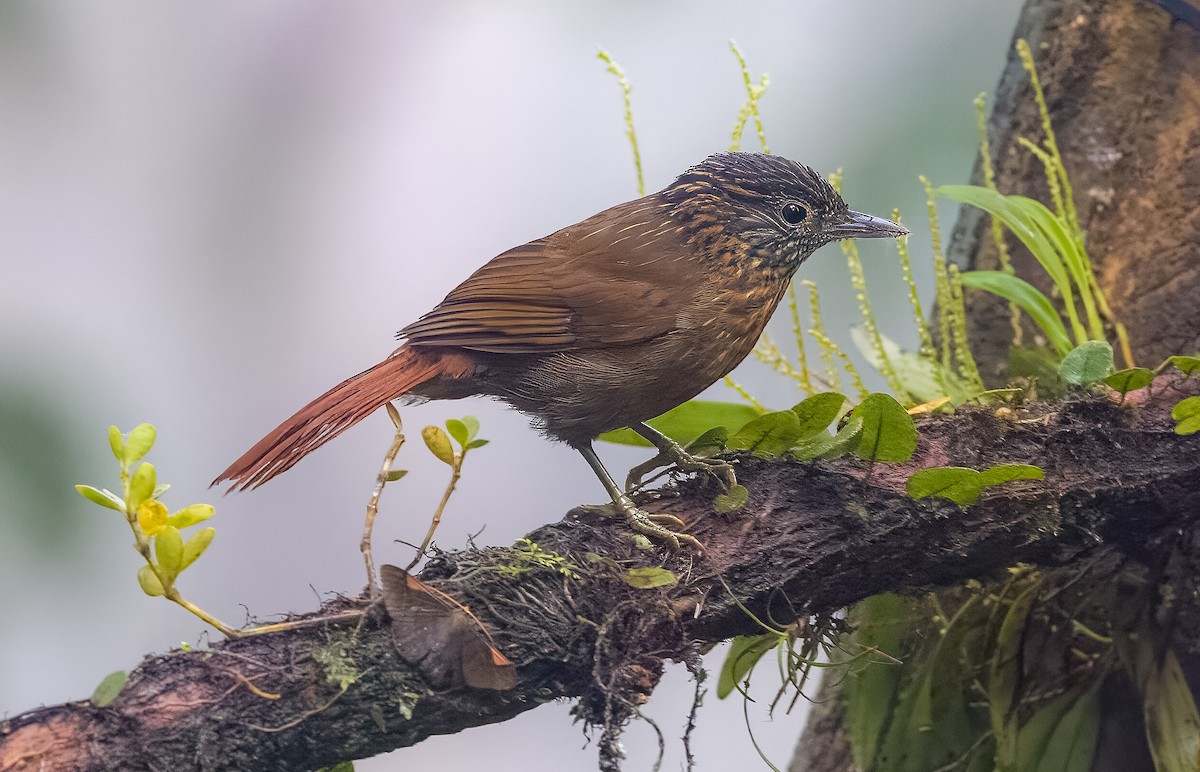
[90,670,128,707]
[167,503,214,530]
[137,564,165,596]
[460,416,480,441]
[75,484,125,512]
[1014,686,1100,772]
[850,327,979,405]
[126,462,157,511]
[1103,367,1154,396]
[621,567,678,589]
[843,594,915,767]
[108,425,125,463]
[717,634,778,699]
[853,394,918,463]
[1143,649,1200,771]
[907,467,984,505]
[1058,340,1113,386]
[319,763,356,772]
[937,186,1080,335]
[977,464,1044,487]
[685,426,728,456]
[180,527,215,571]
[598,400,762,447]
[960,271,1073,357]
[444,418,469,447]
[727,410,804,458]
[421,425,455,465]
[465,438,489,450]
[713,484,748,513]
[124,423,157,465]
[791,392,846,436]
[1173,396,1200,435]
[909,464,1044,506]
[1168,355,1200,377]
[991,584,1039,760]
[792,416,863,461]
[154,525,184,583]
[385,469,408,482]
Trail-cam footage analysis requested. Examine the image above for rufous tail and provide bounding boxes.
[213,346,446,491]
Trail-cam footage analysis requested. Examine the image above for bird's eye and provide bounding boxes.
[781,202,808,225]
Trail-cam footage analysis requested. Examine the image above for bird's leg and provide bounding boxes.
[576,442,703,552]
[625,422,737,493]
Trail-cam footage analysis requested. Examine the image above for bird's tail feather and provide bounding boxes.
[213,346,445,491]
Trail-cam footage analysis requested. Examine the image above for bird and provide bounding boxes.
[213,152,906,550]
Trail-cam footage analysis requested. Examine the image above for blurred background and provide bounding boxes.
[0,1,1024,768]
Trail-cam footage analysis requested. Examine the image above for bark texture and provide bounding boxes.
[791,0,1200,768]
[950,0,1200,384]
[3,382,1199,771]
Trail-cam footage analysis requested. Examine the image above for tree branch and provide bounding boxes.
[3,380,1198,772]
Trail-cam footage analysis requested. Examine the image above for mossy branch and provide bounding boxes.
[7,381,1199,771]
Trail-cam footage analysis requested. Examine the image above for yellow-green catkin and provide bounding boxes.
[804,280,867,399]
[729,40,770,154]
[976,92,1023,346]
[1017,39,1079,237]
[753,334,813,393]
[833,172,904,396]
[921,176,954,377]
[895,209,936,360]
[947,263,986,391]
[788,282,815,394]
[597,49,645,196]
[723,375,767,413]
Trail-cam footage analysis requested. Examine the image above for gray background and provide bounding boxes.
[0,1,1022,769]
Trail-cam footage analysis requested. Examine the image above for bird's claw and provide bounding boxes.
[625,443,737,493]
[624,506,704,553]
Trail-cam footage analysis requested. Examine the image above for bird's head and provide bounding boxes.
[664,152,907,268]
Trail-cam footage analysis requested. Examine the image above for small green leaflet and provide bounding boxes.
[713,484,748,513]
[852,394,917,463]
[790,392,846,435]
[1103,367,1153,396]
[1173,396,1200,435]
[622,567,678,589]
[907,464,1044,505]
[1058,341,1113,386]
[1168,355,1200,377]
[90,670,129,707]
[726,410,804,458]
[717,634,778,699]
[598,400,761,447]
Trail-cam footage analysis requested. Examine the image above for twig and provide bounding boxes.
[362,403,407,595]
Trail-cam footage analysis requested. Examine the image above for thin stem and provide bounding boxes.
[729,40,770,154]
[975,92,1023,346]
[166,589,240,638]
[406,453,464,572]
[722,375,767,413]
[597,49,644,196]
[787,282,814,394]
[362,413,406,596]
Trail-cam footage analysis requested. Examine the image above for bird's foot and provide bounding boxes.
[581,498,704,552]
[625,441,737,493]
[611,489,703,552]
[623,504,704,553]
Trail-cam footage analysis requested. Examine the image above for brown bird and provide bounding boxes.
[214,152,905,549]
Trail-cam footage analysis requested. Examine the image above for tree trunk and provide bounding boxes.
[790,0,1200,768]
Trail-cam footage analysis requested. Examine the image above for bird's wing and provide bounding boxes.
[399,198,690,354]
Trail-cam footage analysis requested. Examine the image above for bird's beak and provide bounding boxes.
[827,210,908,240]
